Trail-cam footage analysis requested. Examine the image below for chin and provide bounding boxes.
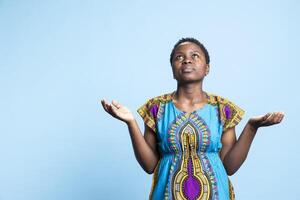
[177,79,203,84]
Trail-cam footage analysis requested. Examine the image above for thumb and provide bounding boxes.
[263,112,273,120]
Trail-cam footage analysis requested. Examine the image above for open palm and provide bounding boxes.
[249,111,285,129]
[101,99,134,123]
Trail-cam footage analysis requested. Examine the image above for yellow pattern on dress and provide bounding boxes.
[173,121,211,200]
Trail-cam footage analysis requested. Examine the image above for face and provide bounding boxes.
[171,42,209,83]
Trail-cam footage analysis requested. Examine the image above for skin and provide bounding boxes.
[101,42,285,175]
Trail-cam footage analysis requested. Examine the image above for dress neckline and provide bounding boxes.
[170,90,210,115]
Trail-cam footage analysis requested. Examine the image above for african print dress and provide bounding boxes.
[137,91,245,200]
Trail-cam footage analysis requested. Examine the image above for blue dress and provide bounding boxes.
[137,91,245,200]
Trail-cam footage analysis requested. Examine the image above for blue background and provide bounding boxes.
[0,0,299,199]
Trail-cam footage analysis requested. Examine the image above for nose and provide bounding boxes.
[183,57,192,64]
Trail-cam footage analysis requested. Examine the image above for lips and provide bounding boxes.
[182,66,194,73]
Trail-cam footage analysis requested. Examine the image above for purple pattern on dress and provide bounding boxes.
[150,104,159,120]
[183,158,201,200]
[224,105,231,119]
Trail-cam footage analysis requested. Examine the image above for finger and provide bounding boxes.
[102,99,116,112]
[264,112,279,125]
[261,112,271,121]
[278,115,284,123]
[264,112,274,121]
[101,100,109,112]
[276,112,285,123]
[112,100,121,109]
[270,112,285,124]
[272,112,282,123]
[280,112,285,120]
[102,99,115,115]
[109,104,120,116]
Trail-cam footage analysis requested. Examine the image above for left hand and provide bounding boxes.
[248,112,285,129]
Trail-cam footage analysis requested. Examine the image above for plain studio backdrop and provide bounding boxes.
[0,0,299,199]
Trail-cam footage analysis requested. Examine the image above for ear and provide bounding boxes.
[205,64,210,75]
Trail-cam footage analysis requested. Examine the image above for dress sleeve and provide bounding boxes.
[137,98,159,133]
[218,96,245,132]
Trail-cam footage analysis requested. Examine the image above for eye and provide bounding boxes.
[192,53,200,59]
[175,55,184,61]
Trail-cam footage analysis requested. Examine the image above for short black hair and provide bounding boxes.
[170,37,210,65]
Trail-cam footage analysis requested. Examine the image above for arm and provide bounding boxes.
[220,123,257,175]
[126,120,159,174]
[101,99,159,174]
[220,112,285,176]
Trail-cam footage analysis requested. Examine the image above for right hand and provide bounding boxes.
[101,99,135,124]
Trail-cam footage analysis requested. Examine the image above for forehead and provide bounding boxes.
[174,42,203,54]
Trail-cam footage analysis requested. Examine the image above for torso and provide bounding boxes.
[137,91,244,200]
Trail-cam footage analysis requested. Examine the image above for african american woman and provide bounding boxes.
[101,37,284,200]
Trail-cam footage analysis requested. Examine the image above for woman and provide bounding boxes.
[101,37,284,200]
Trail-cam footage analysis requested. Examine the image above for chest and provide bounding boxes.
[155,102,223,154]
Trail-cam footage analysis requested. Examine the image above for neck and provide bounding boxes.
[175,81,206,103]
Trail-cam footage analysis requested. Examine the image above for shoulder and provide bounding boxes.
[206,92,232,104]
[206,92,241,109]
[137,92,173,116]
[207,92,245,130]
[137,92,173,133]
[146,92,173,105]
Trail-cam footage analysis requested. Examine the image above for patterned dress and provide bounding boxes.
[137,91,245,200]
